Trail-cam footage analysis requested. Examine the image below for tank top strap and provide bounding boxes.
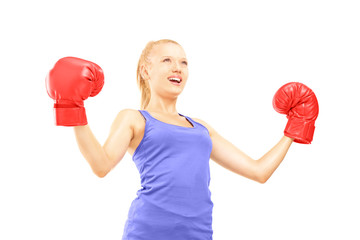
[138,110,196,129]
[137,109,151,121]
[178,113,196,128]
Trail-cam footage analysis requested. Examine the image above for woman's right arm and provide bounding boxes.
[73,109,135,178]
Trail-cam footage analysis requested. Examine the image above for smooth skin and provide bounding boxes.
[74,43,293,182]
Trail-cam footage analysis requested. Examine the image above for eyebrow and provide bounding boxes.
[162,56,188,61]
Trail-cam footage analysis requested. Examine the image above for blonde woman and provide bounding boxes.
[46,39,319,239]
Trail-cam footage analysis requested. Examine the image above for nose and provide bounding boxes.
[172,61,181,73]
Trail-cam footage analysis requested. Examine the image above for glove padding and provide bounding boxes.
[45,57,104,126]
[273,82,319,144]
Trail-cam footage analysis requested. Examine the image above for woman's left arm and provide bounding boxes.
[193,82,318,184]
[193,118,293,184]
[257,135,293,183]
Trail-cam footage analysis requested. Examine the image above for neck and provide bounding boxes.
[145,97,178,115]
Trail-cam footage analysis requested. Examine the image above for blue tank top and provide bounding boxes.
[122,110,214,240]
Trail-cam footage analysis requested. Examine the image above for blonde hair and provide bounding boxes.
[136,39,182,110]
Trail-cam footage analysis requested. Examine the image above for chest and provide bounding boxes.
[129,115,211,157]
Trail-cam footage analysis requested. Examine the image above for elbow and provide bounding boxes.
[95,171,107,178]
[257,177,268,184]
[93,167,110,178]
[92,157,113,178]
[255,171,269,184]
[254,162,271,184]
[254,175,266,184]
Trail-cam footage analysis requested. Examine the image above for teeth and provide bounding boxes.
[169,78,181,82]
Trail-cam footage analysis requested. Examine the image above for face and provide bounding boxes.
[141,43,189,96]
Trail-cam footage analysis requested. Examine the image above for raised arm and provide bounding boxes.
[193,82,319,184]
[193,118,292,183]
[46,57,134,178]
[73,109,135,178]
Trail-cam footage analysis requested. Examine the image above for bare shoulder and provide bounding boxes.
[112,108,139,123]
[116,108,141,119]
[110,108,143,134]
[191,117,216,137]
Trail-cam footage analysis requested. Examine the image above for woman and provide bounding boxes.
[46,39,319,240]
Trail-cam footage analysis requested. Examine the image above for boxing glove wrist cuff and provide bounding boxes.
[53,106,88,126]
[284,117,315,144]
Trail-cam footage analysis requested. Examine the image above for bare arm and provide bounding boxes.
[73,109,135,178]
[193,117,293,183]
[257,135,293,183]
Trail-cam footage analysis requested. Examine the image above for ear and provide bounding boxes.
[140,64,150,81]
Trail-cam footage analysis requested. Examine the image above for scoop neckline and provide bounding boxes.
[143,110,197,129]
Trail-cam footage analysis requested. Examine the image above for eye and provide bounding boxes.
[163,58,171,62]
[182,61,188,66]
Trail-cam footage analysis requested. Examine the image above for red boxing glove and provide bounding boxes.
[45,57,104,126]
[273,82,319,144]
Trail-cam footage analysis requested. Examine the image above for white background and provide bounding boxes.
[1,0,359,239]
